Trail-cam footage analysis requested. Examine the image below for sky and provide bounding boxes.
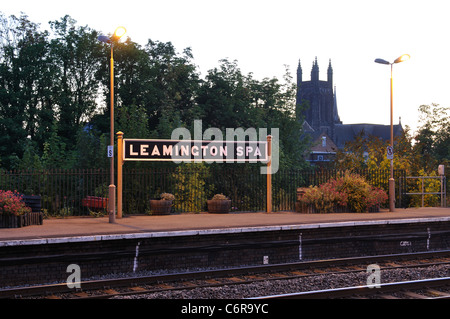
[2,0,450,134]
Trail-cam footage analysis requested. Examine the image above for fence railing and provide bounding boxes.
[400,175,447,207]
[0,167,406,216]
[0,169,110,217]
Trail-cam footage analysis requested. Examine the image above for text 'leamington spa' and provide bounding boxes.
[124,139,268,162]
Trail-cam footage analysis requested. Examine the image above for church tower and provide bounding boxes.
[298,57,404,165]
[296,57,340,140]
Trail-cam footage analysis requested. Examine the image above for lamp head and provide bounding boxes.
[112,26,127,40]
[98,27,127,44]
[394,54,410,64]
[374,58,390,65]
[98,35,112,44]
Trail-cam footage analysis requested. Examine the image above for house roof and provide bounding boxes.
[310,132,338,153]
[333,123,403,149]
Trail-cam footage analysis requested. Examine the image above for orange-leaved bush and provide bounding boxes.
[300,173,388,213]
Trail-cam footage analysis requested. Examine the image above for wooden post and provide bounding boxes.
[117,131,124,218]
[267,135,272,213]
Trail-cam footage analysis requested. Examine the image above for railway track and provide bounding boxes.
[256,277,450,299]
[1,250,449,299]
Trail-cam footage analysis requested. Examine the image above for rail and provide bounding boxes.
[256,277,450,299]
[2,250,450,299]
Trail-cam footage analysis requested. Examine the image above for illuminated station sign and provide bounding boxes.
[123,139,268,163]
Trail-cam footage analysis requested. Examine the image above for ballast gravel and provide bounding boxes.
[111,264,449,299]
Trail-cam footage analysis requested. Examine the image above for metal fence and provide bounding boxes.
[400,175,447,207]
[0,169,109,217]
[0,166,406,216]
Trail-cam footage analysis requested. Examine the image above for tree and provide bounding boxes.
[333,131,369,170]
[143,41,200,130]
[0,13,55,168]
[196,59,254,130]
[49,15,103,145]
[0,14,106,169]
[196,60,307,169]
[413,103,450,171]
[73,125,108,169]
[334,128,414,173]
[0,13,308,171]
[40,123,76,169]
[95,38,201,139]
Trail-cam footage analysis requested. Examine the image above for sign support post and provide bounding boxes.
[117,131,124,218]
[266,135,272,213]
[117,136,270,215]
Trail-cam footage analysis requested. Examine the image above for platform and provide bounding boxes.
[1,207,449,245]
[2,207,450,286]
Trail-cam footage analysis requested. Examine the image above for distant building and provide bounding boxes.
[297,57,403,164]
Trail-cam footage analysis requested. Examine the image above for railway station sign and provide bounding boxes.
[123,139,268,163]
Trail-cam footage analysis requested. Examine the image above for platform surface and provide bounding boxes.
[1,207,449,244]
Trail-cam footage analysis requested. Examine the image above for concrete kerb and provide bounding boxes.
[2,216,450,248]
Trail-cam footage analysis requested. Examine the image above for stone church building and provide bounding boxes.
[297,58,403,164]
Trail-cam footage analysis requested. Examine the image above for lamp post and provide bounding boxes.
[375,54,410,212]
[98,26,127,223]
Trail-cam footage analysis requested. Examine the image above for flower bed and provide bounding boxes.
[0,190,43,228]
[82,196,108,210]
[296,173,388,213]
[0,212,43,228]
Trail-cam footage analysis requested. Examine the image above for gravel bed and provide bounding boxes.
[111,264,449,299]
[0,265,243,290]
[2,263,448,299]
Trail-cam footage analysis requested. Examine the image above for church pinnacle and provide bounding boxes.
[311,56,319,82]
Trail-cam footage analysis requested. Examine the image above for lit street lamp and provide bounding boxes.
[98,27,127,223]
[375,54,410,212]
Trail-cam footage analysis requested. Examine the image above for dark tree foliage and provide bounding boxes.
[0,12,308,170]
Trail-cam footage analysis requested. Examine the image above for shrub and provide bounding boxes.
[211,193,229,201]
[0,190,32,216]
[302,186,336,213]
[367,186,389,211]
[338,173,372,212]
[160,193,175,201]
[299,173,388,213]
[172,163,210,212]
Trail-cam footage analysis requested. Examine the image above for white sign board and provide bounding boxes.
[387,146,394,160]
[107,145,114,158]
[123,139,268,163]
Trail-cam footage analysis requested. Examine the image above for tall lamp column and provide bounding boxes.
[98,26,127,223]
[374,54,410,212]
